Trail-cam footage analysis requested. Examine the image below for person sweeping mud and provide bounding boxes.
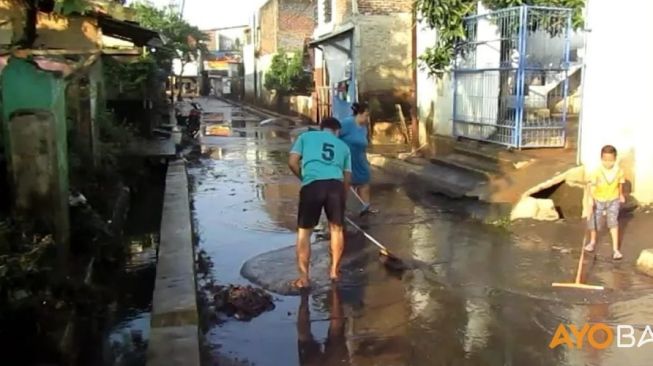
[340,102,377,215]
[288,117,352,288]
[584,145,626,260]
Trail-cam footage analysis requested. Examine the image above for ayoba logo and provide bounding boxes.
[549,323,653,349]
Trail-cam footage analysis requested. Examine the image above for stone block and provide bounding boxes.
[151,160,197,327]
[147,325,200,366]
[636,249,653,278]
[511,197,560,221]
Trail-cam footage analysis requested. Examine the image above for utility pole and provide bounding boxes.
[410,7,420,152]
[179,0,186,19]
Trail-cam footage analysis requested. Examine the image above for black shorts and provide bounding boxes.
[298,179,345,229]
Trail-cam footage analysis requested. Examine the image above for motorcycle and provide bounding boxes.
[187,102,202,138]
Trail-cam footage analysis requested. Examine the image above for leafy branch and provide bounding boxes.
[131,1,208,97]
[54,0,90,15]
[415,0,586,76]
[103,55,158,92]
[264,52,312,96]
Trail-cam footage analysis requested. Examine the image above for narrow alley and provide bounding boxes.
[190,98,653,366]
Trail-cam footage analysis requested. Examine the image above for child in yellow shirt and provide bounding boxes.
[584,145,626,260]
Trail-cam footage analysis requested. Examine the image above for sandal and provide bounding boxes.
[613,251,623,260]
[359,204,379,217]
[584,242,596,252]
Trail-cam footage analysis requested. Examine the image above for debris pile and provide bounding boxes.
[213,285,275,321]
[197,249,275,322]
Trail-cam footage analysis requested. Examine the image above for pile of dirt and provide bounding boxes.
[197,249,275,322]
[211,284,275,321]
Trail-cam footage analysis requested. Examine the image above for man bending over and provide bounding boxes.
[288,117,352,288]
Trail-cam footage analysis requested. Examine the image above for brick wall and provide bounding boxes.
[335,0,351,24]
[203,30,217,51]
[259,0,277,55]
[278,0,316,51]
[356,14,413,120]
[357,0,412,15]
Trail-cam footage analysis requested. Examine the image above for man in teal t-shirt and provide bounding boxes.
[288,117,351,289]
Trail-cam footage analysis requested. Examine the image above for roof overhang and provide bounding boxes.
[308,25,354,48]
[97,14,162,48]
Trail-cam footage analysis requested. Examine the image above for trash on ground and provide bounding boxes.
[205,124,232,136]
[197,250,275,321]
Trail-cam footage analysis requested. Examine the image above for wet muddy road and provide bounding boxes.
[190,98,653,366]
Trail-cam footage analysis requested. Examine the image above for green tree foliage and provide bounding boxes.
[415,0,585,75]
[131,1,208,92]
[264,52,312,96]
[54,0,90,15]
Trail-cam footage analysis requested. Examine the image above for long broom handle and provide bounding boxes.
[349,186,367,206]
[344,217,389,253]
[575,231,587,284]
[575,206,597,283]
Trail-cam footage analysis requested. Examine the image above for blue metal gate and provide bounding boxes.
[453,6,572,148]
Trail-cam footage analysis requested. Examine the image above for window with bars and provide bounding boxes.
[323,0,332,23]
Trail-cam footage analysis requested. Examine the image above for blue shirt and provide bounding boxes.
[290,130,352,186]
[339,116,370,184]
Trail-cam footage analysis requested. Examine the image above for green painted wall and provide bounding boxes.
[2,57,69,184]
[1,57,70,248]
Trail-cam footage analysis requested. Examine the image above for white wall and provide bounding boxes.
[579,0,653,203]
[416,16,455,138]
[255,53,274,103]
[213,26,248,50]
[416,18,456,140]
[416,18,436,142]
[526,29,585,68]
[172,59,199,77]
[243,43,256,99]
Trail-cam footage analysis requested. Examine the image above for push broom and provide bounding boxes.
[344,216,407,271]
[346,187,453,272]
[345,187,407,271]
[552,210,604,290]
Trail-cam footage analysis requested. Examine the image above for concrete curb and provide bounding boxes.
[147,160,200,366]
[218,97,304,124]
[367,154,513,222]
[367,154,478,199]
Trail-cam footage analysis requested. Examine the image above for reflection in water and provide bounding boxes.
[408,204,440,320]
[195,100,653,366]
[201,145,224,159]
[297,286,350,366]
[462,298,492,356]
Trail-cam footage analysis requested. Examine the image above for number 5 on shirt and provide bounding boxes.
[322,143,335,161]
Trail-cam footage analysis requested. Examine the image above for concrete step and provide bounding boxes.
[372,155,484,199]
[429,153,503,178]
[453,141,535,169]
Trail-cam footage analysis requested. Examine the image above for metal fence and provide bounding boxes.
[453,5,572,148]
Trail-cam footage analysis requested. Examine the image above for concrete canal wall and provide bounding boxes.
[147,160,200,366]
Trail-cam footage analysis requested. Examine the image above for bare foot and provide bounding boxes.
[613,250,623,260]
[584,242,596,252]
[330,270,340,282]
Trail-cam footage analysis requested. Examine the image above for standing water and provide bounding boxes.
[82,161,166,366]
[190,98,653,366]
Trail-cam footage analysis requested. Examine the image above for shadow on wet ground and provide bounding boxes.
[191,98,653,366]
